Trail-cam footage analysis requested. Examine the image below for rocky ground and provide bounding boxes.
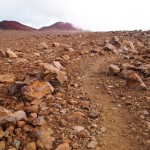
[0,30,149,150]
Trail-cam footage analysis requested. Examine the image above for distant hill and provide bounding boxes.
[40,22,81,31]
[0,20,36,31]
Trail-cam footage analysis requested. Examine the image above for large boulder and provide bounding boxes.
[41,62,68,86]
[22,81,54,101]
[120,70,147,90]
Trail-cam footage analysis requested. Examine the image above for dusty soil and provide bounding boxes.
[0,30,149,150]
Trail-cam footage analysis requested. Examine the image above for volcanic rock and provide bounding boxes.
[22,80,54,101]
[0,107,27,124]
[16,58,29,64]
[32,116,46,126]
[13,110,27,121]
[36,127,55,150]
[52,42,61,47]
[0,74,16,84]
[120,70,147,90]
[23,142,36,150]
[72,126,85,132]
[104,43,116,51]
[56,71,68,86]
[56,143,71,150]
[41,63,59,73]
[37,42,48,50]
[138,64,150,75]
[53,61,64,70]
[89,109,99,118]
[12,139,21,149]
[6,48,17,58]
[0,49,6,57]
[123,40,135,49]
[108,64,120,76]
[62,54,70,60]
[87,141,98,149]
[110,36,120,45]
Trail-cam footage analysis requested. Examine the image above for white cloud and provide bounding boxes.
[0,0,150,31]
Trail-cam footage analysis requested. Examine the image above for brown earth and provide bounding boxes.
[0,30,149,150]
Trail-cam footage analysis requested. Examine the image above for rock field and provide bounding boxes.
[0,30,149,149]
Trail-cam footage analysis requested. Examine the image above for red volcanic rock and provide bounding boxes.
[40,22,81,31]
[0,20,36,31]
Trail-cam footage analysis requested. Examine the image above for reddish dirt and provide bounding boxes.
[0,30,149,150]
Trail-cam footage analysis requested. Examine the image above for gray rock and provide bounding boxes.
[89,110,99,118]
[51,103,62,109]
[32,116,46,126]
[87,141,98,149]
[13,139,21,149]
[100,127,107,133]
[72,126,85,132]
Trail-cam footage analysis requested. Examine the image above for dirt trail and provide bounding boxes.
[78,55,142,150]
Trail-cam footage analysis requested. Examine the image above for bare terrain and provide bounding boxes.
[0,30,149,150]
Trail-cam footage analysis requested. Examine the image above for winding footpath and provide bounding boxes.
[71,54,144,150]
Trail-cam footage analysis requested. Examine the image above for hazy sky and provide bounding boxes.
[0,0,150,31]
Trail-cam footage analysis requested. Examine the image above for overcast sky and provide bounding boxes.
[0,0,150,31]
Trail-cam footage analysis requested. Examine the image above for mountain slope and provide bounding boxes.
[40,22,81,31]
[0,20,36,31]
